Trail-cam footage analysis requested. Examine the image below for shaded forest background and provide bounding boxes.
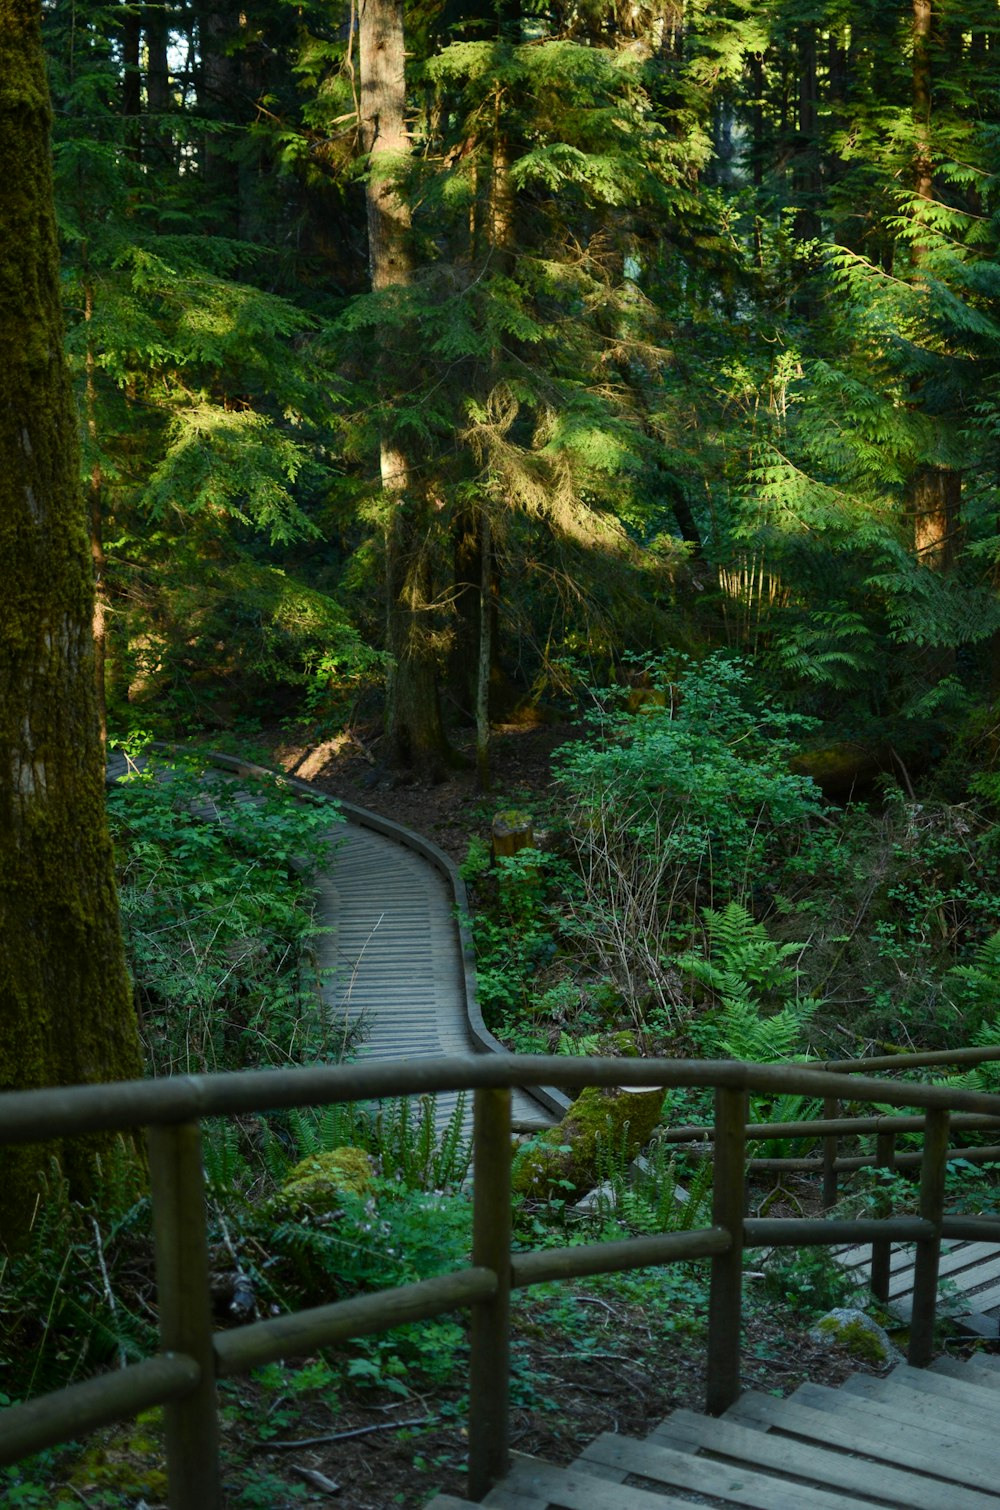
[47,0,1000,783]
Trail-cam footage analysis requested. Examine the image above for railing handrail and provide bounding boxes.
[4,1053,1000,1145]
[2,1054,998,1508]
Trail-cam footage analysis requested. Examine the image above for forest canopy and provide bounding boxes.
[42,0,1000,780]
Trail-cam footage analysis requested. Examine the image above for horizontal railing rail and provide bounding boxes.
[654,1042,1000,1210]
[2,1054,1000,1509]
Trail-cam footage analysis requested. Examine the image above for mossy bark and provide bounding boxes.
[0,0,143,1239]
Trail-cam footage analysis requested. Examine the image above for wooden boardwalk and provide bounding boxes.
[313,809,550,1130]
[833,1237,1000,1334]
[428,1355,1000,1508]
[105,749,558,1131]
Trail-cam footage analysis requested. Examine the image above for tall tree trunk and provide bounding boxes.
[359,0,448,774]
[144,2,173,166]
[84,272,108,746]
[910,464,960,573]
[908,464,960,681]
[197,0,242,233]
[122,3,141,158]
[912,0,934,205]
[0,0,143,1237]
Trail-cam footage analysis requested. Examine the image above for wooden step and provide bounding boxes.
[931,1354,1000,1389]
[728,1386,998,1485]
[792,1378,996,1451]
[888,1359,1000,1407]
[647,1405,999,1510]
[837,1370,997,1431]
[581,1430,879,1509]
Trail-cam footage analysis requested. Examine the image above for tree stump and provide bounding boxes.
[491,809,534,860]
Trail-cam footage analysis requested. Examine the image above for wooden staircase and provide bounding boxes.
[427,1355,1000,1508]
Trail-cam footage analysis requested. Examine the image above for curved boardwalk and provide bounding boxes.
[106,749,556,1132]
[316,817,550,1130]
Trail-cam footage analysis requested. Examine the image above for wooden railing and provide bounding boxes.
[657,1042,1000,1300]
[3,1054,1000,1509]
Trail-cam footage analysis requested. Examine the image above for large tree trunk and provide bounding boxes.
[359,0,448,774]
[0,0,144,1236]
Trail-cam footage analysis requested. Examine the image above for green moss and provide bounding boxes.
[0,0,144,1241]
[815,1314,890,1364]
[65,1409,168,1500]
[512,1083,664,1199]
[278,1146,376,1212]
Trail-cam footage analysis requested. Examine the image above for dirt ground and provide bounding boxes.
[220,1282,933,1510]
[272,716,579,867]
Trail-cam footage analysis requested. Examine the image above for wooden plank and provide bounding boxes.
[832,1243,916,1276]
[499,1457,696,1509]
[833,1240,998,1288]
[931,1356,1000,1390]
[726,1391,1000,1491]
[888,1360,1000,1409]
[793,1380,995,1449]
[578,1432,884,1509]
[482,1486,548,1510]
[960,1278,1000,1312]
[647,1408,1000,1510]
[943,1252,1000,1291]
[838,1372,996,1431]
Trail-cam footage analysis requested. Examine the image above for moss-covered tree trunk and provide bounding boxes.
[0,0,143,1236]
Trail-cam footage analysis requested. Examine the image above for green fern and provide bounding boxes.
[678,902,818,1064]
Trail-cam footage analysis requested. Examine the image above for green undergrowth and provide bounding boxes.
[106,751,344,1073]
[464,656,1000,1150]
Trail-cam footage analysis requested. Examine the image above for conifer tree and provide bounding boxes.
[0,0,143,1235]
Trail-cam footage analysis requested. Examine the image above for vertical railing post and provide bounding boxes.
[468,1087,512,1502]
[822,1096,839,1210]
[870,1128,896,1303]
[706,1085,747,1416]
[908,1107,949,1367]
[147,1122,220,1510]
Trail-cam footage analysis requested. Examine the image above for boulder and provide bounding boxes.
[808,1307,903,1368]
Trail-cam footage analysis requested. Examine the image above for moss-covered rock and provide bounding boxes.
[808,1308,902,1368]
[278,1146,375,1213]
[512,1083,664,1200]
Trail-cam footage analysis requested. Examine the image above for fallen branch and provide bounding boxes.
[259,1415,433,1451]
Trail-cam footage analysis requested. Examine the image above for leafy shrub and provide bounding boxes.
[106,754,342,1073]
[552,654,824,1034]
[762,1244,867,1317]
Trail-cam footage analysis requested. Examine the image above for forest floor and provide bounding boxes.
[272,714,579,866]
[223,1283,910,1510]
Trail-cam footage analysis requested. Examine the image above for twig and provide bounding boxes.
[260,1415,433,1451]
[212,1201,256,1319]
[539,1351,642,1367]
[570,1295,619,1317]
[90,1215,125,1369]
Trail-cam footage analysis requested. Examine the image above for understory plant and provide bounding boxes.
[552,654,824,1038]
[106,753,342,1073]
